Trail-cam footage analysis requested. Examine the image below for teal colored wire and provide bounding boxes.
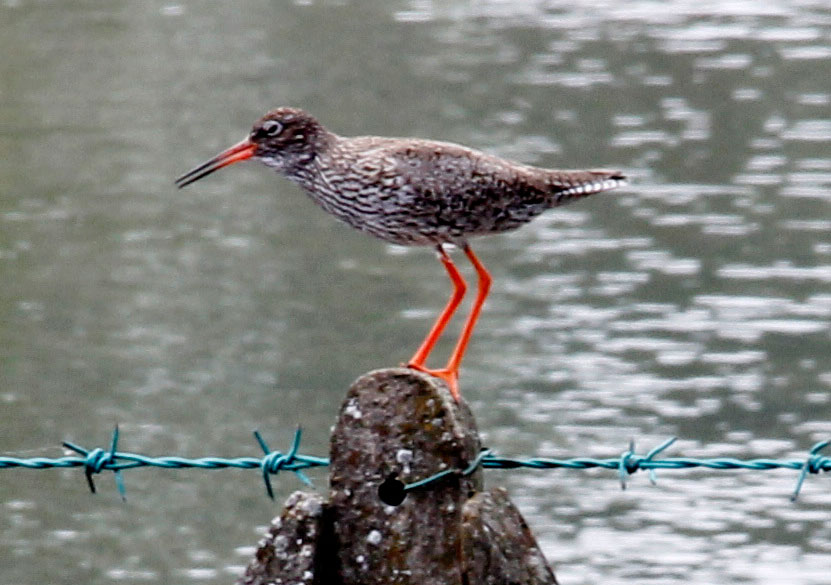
[2,433,828,501]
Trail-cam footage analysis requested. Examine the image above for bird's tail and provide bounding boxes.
[546,169,626,207]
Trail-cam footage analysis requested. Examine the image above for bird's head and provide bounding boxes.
[175,107,328,188]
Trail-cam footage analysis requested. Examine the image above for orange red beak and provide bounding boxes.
[175,138,257,188]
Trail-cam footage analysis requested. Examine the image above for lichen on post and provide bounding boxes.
[236,368,557,585]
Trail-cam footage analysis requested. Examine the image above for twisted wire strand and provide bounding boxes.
[2,430,828,501]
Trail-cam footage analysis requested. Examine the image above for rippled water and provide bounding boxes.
[1,1,829,584]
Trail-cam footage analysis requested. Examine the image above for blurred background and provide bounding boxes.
[1,1,829,584]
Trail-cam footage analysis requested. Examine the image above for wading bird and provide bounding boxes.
[176,107,625,401]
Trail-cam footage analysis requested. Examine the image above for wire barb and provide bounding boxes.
[62,426,127,501]
[621,436,677,489]
[254,427,313,500]
[791,439,831,502]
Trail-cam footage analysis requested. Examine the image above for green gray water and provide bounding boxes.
[1,1,829,584]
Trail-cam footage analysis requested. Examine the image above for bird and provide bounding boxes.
[176,107,625,401]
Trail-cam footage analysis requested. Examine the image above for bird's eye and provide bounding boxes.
[261,120,283,137]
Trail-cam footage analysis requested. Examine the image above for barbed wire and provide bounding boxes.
[2,428,828,502]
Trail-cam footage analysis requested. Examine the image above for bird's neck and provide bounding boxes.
[281,133,339,189]
[262,130,339,181]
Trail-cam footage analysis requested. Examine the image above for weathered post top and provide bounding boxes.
[236,368,557,585]
[329,368,483,584]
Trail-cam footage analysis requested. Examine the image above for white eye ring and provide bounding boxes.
[262,120,283,136]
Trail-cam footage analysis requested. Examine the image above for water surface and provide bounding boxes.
[1,1,829,584]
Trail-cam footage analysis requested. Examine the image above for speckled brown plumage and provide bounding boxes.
[176,107,627,400]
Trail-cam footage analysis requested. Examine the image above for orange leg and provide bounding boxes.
[446,244,492,375]
[409,244,492,402]
[408,245,467,368]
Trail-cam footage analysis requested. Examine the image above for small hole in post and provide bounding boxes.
[378,474,407,506]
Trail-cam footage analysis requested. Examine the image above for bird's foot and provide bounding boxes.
[406,363,461,402]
